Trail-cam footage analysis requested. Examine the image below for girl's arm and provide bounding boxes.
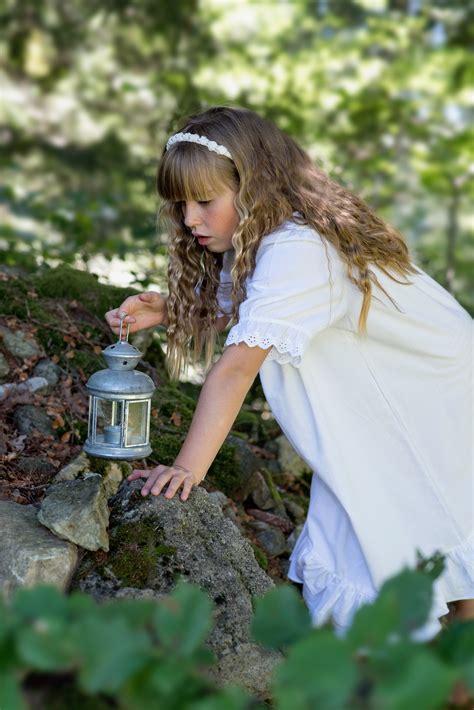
[127,341,271,499]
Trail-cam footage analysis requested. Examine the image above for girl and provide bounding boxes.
[106,106,473,641]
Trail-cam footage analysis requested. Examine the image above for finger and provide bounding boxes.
[127,469,151,481]
[138,291,159,303]
[147,471,172,497]
[180,477,194,502]
[163,479,181,499]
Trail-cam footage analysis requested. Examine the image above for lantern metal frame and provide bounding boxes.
[83,315,155,460]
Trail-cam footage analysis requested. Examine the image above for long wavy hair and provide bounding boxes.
[157,106,418,380]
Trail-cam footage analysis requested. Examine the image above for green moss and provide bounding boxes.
[87,456,130,478]
[261,467,283,504]
[152,383,197,429]
[32,264,134,321]
[207,443,241,496]
[149,433,183,466]
[108,519,175,588]
[250,543,269,571]
[232,409,260,438]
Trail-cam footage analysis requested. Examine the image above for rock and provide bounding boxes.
[0,326,42,359]
[247,520,288,557]
[75,482,282,699]
[38,475,110,551]
[0,377,50,400]
[208,491,230,509]
[96,460,130,499]
[33,358,62,387]
[208,490,245,531]
[0,352,10,381]
[13,404,54,436]
[0,501,77,599]
[275,434,312,478]
[52,454,129,499]
[223,434,262,500]
[286,523,304,554]
[16,456,56,478]
[209,641,284,699]
[249,471,274,510]
[283,498,307,525]
[52,451,89,482]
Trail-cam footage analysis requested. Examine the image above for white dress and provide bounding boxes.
[218,219,473,641]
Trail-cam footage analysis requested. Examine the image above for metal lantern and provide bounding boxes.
[84,314,155,459]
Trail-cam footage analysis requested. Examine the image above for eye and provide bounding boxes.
[198,200,211,205]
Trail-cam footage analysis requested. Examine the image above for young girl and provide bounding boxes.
[106,106,473,641]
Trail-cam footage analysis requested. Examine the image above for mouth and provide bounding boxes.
[195,235,212,245]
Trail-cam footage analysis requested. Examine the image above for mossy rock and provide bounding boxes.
[250,543,269,571]
[32,264,134,320]
[108,519,176,588]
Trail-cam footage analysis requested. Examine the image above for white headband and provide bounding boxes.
[166,132,233,160]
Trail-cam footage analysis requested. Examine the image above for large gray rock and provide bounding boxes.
[75,482,282,699]
[38,475,110,551]
[13,404,54,436]
[0,501,77,599]
[0,326,42,359]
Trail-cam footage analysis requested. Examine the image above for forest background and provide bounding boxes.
[1,0,473,316]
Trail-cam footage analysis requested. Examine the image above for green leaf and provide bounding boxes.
[122,656,209,708]
[370,647,457,710]
[74,616,152,694]
[273,630,358,710]
[435,619,474,693]
[152,578,214,658]
[11,585,69,625]
[251,584,312,650]
[346,591,400,650]
[188,685,253,709]
[348,567,435,651]
[15,618,74,671]
[378,568,433,636]
[0,670,26,710]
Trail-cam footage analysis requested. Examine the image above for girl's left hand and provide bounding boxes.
[127,464,196,501]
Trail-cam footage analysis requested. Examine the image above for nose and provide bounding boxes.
[183,202,202,230]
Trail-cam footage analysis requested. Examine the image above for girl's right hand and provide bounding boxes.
[105,292,168,336]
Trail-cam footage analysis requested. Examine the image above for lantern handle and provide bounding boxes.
[118,311,130,343]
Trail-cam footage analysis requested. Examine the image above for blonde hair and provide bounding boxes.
[157,106,418,380]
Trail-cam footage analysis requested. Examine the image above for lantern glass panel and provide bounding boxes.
[125,400,148,446]
[96,398,124,445]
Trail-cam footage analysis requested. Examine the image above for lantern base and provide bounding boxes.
[83,440,152,460]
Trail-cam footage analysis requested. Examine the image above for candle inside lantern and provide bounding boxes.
[103,424,122,445]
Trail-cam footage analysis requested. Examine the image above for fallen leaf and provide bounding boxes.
[52,414,65,428]
[60,431,72,443]
[93,345,102,355]
[51,355,60,364]
[170,411,182,427]
[65,350,76,359]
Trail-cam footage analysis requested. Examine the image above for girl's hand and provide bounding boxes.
[127,464,198,501]
[105,292,168,335]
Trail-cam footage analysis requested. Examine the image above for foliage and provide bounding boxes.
[1,554,471,709]
[0,1,472,311]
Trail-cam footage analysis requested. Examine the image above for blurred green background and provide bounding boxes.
[1,0,472,312]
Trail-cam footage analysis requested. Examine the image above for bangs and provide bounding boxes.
[157,144,237,203]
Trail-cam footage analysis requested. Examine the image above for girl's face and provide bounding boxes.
[181,186,239,253]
